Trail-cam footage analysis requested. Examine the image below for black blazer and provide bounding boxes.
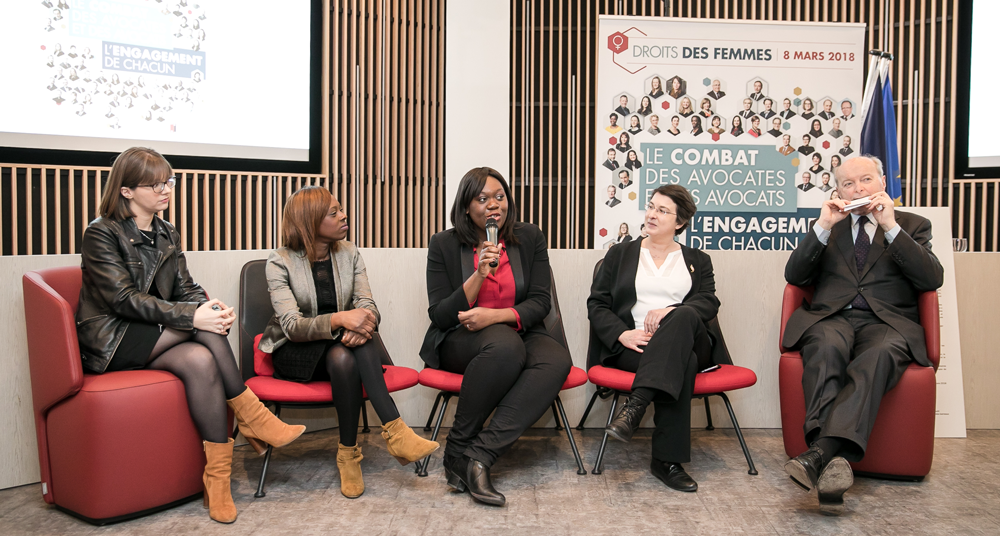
[420,222,552,368]
[782,211,944,366]
[586,239,729,369]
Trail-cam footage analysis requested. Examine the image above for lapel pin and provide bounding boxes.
[689,264,695,273]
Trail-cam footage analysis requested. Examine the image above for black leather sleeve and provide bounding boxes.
[80,224,198,329]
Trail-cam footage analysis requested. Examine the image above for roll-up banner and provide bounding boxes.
[595,17,865,251]
[594,16,966,438]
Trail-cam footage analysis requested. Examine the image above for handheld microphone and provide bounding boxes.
[485,217,499,267]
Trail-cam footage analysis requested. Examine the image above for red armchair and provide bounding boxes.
[22,267,204,525]
[778,284,940,479]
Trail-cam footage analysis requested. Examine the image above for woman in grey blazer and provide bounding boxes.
[259,186,438,498]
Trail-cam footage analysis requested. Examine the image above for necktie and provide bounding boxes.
[851,216,872,310]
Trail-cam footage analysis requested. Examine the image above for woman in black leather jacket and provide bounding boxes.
[76,147,304,524]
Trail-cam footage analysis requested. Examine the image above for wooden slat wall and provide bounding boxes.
[511,0,999,250]
[0,0,445,256]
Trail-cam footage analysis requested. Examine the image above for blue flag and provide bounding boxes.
[861,70,902,205]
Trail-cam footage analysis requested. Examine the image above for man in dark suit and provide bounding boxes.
[797,172,814,191]
[782,156,943,515]
[708,79,726,100]
[615,95,630,116]
[839,136,854,157]
[840,100,855,121]
[738,98,756,120]
[759,98,776,119]
[749,80,765,101]
[779,98,797,119]
[818,99,836,120]
[603,148,620,171]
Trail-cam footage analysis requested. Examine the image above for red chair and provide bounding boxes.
[576,258,759,476]
[415,271,588,476]
[23,267,204,525]
[238,259,420,497]
[779,284,940,480]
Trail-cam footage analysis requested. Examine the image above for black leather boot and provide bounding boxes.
[605,396,648,442]
[447,455,505,506]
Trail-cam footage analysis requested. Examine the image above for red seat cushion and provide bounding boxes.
[562,366,588,390]
[246,365,418,403]
[417,368,464,392]
[588,364,757,394]
[418,365,588,393]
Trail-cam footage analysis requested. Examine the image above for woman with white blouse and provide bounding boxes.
[586,184,729,493]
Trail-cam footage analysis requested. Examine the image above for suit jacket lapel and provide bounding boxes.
[681,246,700,298]
[292,250,319,316]
[619,240,641,317]
[859,224,886,280]
[506,241,526,303]
[460,242,474,284]
[833,218,859,280]
[330,245,345,312]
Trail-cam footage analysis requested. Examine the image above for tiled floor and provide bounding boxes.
[1,428,998,535]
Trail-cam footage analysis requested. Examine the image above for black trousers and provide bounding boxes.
[612,307,712,464]
[439,325,572,467]
[798,309,913,461]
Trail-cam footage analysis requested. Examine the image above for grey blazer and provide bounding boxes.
[258,241,380,354]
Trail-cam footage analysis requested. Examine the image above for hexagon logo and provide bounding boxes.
[599,228,608,237]
[822,141,831,150]
[607,32,628,54]
[628,192,637,201]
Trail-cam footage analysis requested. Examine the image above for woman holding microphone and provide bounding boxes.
[420,167,571,506]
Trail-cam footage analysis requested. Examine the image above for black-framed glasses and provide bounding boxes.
[141,177,177,193]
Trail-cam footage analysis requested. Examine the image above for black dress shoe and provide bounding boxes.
[650,460,698,492]
[817,456,853,516]
[447,455,505,506]
[605,396,647,443]
[783,446,826,491]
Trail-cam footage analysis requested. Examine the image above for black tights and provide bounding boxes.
[145,328,246,443]
[325,341,400,447]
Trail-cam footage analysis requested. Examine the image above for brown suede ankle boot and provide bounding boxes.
[337,443,365,499]
[203,439,238,524]
[228,387,306,456]
[380,417,440,465]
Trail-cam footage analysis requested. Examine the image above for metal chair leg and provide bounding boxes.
[718,392,758,475]
[254,403,281,498]
[555,397,587,475]
[424,392,444,431]
[592,392,620,475]
[576,390,601,430]
[418,393,452,477]
[361,402,371,433]
[704,397,715,430]
[552,403,563,430]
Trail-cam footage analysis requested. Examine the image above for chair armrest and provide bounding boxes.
[22,272,85,415]
[780,284,813,352]
[918,290,940,371]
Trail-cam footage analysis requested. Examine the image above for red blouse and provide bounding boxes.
[471,241,522,331]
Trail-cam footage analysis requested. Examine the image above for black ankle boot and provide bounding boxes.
[443,454,466,492]
[606,396,648,442]
[452,456,505,506]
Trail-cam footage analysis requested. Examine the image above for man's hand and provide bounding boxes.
[816,198,850,230]
[866,190,897,231]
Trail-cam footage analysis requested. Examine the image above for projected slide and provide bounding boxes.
[0,1,312,162]
[969,1,1000,168]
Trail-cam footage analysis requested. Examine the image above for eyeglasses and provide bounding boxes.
[646,203,676,217]
[140,177,177,193]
